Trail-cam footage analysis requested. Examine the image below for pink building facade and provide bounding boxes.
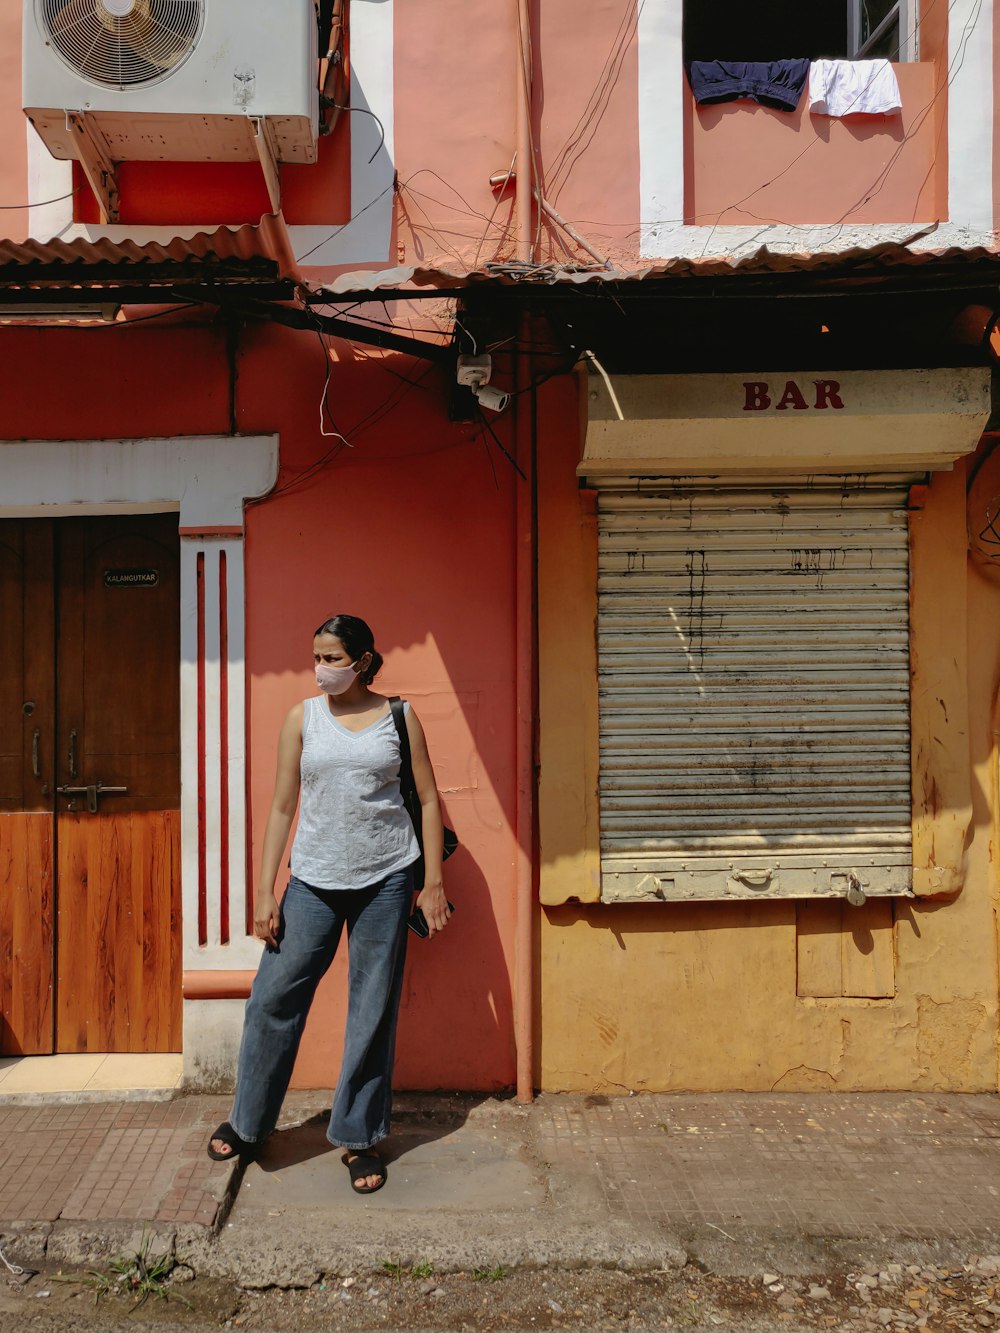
[3,1,1000,1096]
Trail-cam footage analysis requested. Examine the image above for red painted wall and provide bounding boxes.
[0,317,520,1092]
[237,323,519,1090]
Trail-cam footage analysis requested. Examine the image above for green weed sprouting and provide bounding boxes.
[472,1264,510,1282]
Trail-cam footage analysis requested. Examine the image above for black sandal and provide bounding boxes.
[346,1151,386,1195]
[206,1121,256,1162]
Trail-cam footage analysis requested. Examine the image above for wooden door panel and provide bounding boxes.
[55,515,181,1054]
[1,514,180,1058]
[57,517,180,808]
[56,810,180,1052]
[0,520,55,1056]
[0,528,24,810]
[0,522,54,812]
[0,813,54,1054]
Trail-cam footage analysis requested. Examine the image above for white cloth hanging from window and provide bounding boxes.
[809,58,902,116]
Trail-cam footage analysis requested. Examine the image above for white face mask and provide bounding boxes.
[315,661,358,695]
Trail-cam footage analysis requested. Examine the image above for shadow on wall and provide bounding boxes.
[243,339,520,1092]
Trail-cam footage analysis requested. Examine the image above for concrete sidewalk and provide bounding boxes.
[3,1091,1000,1285]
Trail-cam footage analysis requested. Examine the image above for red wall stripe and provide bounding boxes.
[219,550,230,946]
[196,551,207,948]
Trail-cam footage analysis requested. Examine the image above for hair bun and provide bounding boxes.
[365,649,384,685]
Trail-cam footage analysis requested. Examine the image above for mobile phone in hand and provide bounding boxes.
[407,902,455,938]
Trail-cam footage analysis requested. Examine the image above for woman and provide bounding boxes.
[207,614,451,1194]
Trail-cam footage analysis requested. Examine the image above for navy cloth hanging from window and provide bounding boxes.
[687,59,810,112]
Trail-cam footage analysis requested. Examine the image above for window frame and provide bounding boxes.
[848,0,917,62]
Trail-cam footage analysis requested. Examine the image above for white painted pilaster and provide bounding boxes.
[638,0,685,259]
[947,0,994,229]
[26,121,74,241]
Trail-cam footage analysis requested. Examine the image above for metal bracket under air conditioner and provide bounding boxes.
[65,112,119,223]
[250,117,281,213]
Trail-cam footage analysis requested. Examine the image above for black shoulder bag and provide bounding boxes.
[389,697,459,892]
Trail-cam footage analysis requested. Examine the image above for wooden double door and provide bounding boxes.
[0,515,181,1055]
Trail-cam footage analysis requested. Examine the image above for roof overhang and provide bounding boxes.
[314,235,1000,302]
[0,214,300,306]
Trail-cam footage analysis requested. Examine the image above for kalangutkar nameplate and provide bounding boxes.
[103,569,159,588]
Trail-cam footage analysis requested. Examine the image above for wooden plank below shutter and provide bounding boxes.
[797,898,895,998]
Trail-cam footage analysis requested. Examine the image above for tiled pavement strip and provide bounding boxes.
[536,1093,1000,1243]
[3,1091,1000,1261]
[0,1097,234,1226]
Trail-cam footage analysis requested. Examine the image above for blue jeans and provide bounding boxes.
[229,866,413,1151]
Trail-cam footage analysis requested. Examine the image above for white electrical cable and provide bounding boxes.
[583,349,624,420]
[0,1242,25,1277]
[317,336,352,444]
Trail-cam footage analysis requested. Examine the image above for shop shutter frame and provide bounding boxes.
[596,474,916,904]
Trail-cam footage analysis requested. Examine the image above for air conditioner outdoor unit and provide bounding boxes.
[23,0,318,218]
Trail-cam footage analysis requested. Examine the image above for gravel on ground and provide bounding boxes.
[6,1249,1000,1332]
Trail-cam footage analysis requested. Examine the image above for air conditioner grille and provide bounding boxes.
[38,0,204,90]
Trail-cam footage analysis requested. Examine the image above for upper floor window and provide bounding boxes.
[851,0,912,60]
[683,0,916,65]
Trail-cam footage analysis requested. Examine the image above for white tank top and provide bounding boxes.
[290,696,420,892]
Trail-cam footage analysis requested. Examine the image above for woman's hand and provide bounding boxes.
[254,893,280,948]
[416,879,451,939]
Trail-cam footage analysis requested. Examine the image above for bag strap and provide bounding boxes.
[389,696,418,806]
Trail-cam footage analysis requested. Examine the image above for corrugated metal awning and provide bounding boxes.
[316,232,1000,297]
[0,214,299,293]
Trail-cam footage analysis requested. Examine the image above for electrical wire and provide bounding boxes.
[478,407,526,479]
[395,184,473,268]
[94,302,203,326]
[325,104,387,164]
[260,360,438,501]
[0,185,82,211]
[832,0,983,221]
[295,181,396,264]
[402,183,504,228]
[471,153,517,272]
[477,417,501,490]
[308,299,453,339]
[546,0,643,198]
[516,6,545,256]
[398,169,500,227]
[315,329,352,445]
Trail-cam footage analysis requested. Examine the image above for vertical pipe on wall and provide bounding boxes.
[515,0,533,262]
[514,308,536,1102]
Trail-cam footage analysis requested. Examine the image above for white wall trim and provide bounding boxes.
[26,121,74,240]
[638,0,685,259]
[0,434,276,973]
[0,435,276,523]
[289,0,395,266]
[947,0,994,230]
[179,538,260,969]
[26,0,397,266]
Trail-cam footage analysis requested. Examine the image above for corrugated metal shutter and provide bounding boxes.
[596,474,915,903]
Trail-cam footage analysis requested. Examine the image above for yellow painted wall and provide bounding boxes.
[537,403,1000,1093]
